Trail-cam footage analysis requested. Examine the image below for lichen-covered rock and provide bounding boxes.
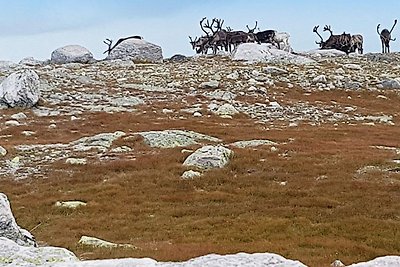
[106,39,163,63]
[232,43,314,65]
[183,145,233,169]
[0,193,36,247]
[51,45,94,64]
[0,237,77,266]
[230,139,278,148]
[0,70,40,108]
[0,146,6,157]
[136,130,221,148]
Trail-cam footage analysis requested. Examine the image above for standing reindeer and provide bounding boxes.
[377,20,397,53]
[247,21,276,45]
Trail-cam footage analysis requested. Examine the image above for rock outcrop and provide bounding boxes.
[106,39,163,63]
[51,45,94,64]
[183,145,233,169]
[0,70,40,108]
[232,43,314,64]
[0,193,36,247]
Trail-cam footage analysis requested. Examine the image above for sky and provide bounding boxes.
[1,0,400,62]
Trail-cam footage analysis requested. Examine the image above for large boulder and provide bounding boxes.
[0,70,40,108]
[183,145,233,170]
[106,39,163,63]
[51,45,94,64]
[0,193,36,247]
[232,43,314,65]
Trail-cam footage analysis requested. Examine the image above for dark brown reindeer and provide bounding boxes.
[202,18,230,54]
[377,19,397,53]
[247,21,276,45]
[313,25,352,54]
[103,36,143,55]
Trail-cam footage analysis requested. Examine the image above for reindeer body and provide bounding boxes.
[350,34,363,54]
[377,20,397,53]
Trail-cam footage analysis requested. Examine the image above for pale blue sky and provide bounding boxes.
[1,0,400,62]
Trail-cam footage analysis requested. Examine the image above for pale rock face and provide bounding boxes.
[0,70,40,108]
[106,39,163,63]
[183,145,233,169]
[0,193,36,247]
[51,45,94,64]
[232,43,314,64]
[215,103,240,116]
[0,237,77,266]
[0,146,6,157]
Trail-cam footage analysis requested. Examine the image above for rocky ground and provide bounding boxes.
[0,46,400,266]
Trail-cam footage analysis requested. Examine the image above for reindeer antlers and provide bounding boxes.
[323,25,333,35]
[313,25,324,45]
[246,21,258,33]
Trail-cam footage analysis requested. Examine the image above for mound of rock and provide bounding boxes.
[106,39,163,63]
[183,145,233,169]
[232,43,314,65]
[0,193,36,247]
[0,70,40,108]
[51,45,94,64]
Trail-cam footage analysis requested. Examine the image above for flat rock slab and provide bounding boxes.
[230,139,278,148]
[136,130,221,148]
[78,236,136,249]
[183,145,233,170]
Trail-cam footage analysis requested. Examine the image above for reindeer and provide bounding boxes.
[103,36,143,55]
[273,32,291,50]
[189,36,211,54]
[313,25,352,54]
[377,20,397,53]
[350,34,364,54]
[247,21,276,45]
[199,17,229,54]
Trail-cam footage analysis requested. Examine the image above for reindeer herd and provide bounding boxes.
[189,17,398,55]
[189,17,290,55]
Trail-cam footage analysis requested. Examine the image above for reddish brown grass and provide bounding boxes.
[1,87,400,267]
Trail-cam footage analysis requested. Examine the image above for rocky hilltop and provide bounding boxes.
[0,43,400,266]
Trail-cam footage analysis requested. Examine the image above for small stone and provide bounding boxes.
[55,201,87,209]
[10,112,27,120]
[200,80,220,89]
[0,145,7,156]
[193,111,202,117]
[215,104,239,116]
[331,259,345,267]
[21,131,36,136]
[313,75,327,84]
[78,235,136,249]
[344,63,362,70]
[181,170,202,180]
[48,123,57,129]
[66,158,87,165]
[5,120,20,126]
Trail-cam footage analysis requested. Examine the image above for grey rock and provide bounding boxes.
[200,80,220,89]
[106,39,163,63]
[0,193,37,247]
[215,104,239,116]
[78,235,136,249]
[65,158,87,165]
[5,120,20,126]
[232,43,315,65]
[0,146,6,157]
[230,139,278,148]
[136,130,221,148]
[0,70,40,108]
[183,145,233,170]
[181,170,202,180]
[55,201,87,209]
[204,90,236,101]
[313,75,327,84]
[263,66,288,75]
[344,63,362,70]
[19,57,44,66]
[379,78,400,89]
[10,112,27,120]
[0,237,77,265]
[70,131,126,152]
[51,45,94,64]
